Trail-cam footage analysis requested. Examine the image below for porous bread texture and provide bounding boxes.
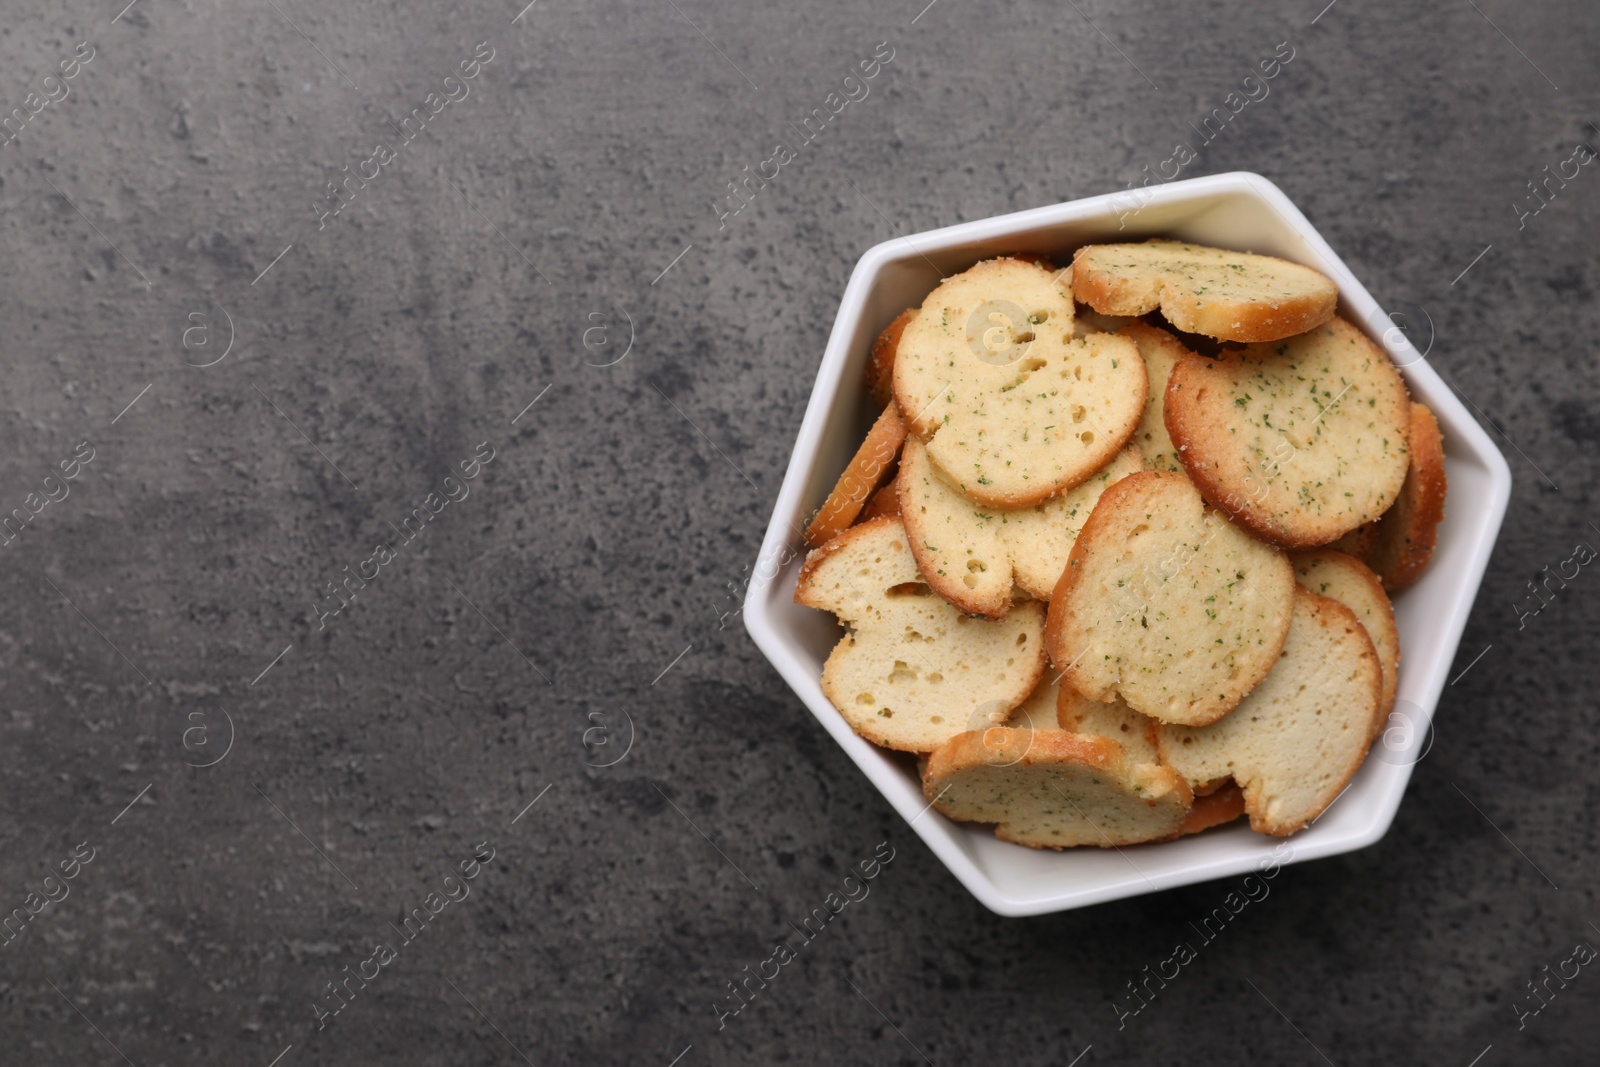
[803,405,907,549]
[1156,587,1382,835]
[1056,687,1161,765]
[866,308,917,410]
[892,258,1146,508]
[1064,316,1189,473]
[1369,403,1447,592]
[1292,549,1399,732]
[1165,316,1412,549]
[1045,470,1296,727]
[924,728,1193,848]
[897,438,1145,618]
[1072,239,1338,342]
[794,517,1046,753]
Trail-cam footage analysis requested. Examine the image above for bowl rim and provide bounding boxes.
[743,171,1512,916]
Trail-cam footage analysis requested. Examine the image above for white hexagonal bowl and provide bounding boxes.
[743,172,1511,916]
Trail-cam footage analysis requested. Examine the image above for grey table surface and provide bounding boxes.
[1,1,1596,1064]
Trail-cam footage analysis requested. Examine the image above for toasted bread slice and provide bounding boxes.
[1117,322,1193,474]
[1175,783,1247,836]
[1165,316,1412,548]
[1369,403,1447,592]
[1045,470,1295,727]
[1053,685,1248,831]
[1156,587,1381,835]
[892,258,1146,507]
[933,676,1060,771]
[898,438,1144,617]
[1056,687,1161,765]
[1002,252,1059,273]
[866,308,917,409]
[924,729,1193,848]
[803,405,907,549]
[1328,521,1378,561]
[1066,316,1190,473]
[1072,239,1338,342]
[1056,685,1241,791]
[795,518,1046,752]
[1006,675,1061,733]
[1292,549,1399,732]
[858,482,901,523]
[1073,306,1142,337]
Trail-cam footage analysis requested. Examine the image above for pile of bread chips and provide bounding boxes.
[795,241,1447,848]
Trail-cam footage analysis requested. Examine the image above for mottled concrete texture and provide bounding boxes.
[0,0,1596,1063]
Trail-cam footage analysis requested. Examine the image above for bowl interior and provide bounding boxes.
[747,174,1510,915]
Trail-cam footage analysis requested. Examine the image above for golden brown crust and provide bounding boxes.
[794,515,901,607]
[866,308,917,410]
[894,440,1012,620]
[1071,260,1157,318]
[1042,477,1116,668]
[1114,321,1195,473]
[896,439,1143,620]
[891,258,1146,508]
[1044,469,1149,653]
[818,618,1045,753]
[802,239,1432,852]
[926,727,1119,781]
[925,728,1194,849]
[857,481,901,523]
[1176,291,1334,344]
[1044,469,1295,727]
[1071,240,1338,343]
[803,405,907,549]
[1291,548,1400,736]
[1156,588,1381,836]
[797,517,1047,753]
[1073,306,1143,337]
[1164,317,1412,549]
[1328,521,1378,562]
[1169,783,1245,838]
[1244,591,1383,836]
[1369,403,1447,592]
[1053,683,1075,730]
